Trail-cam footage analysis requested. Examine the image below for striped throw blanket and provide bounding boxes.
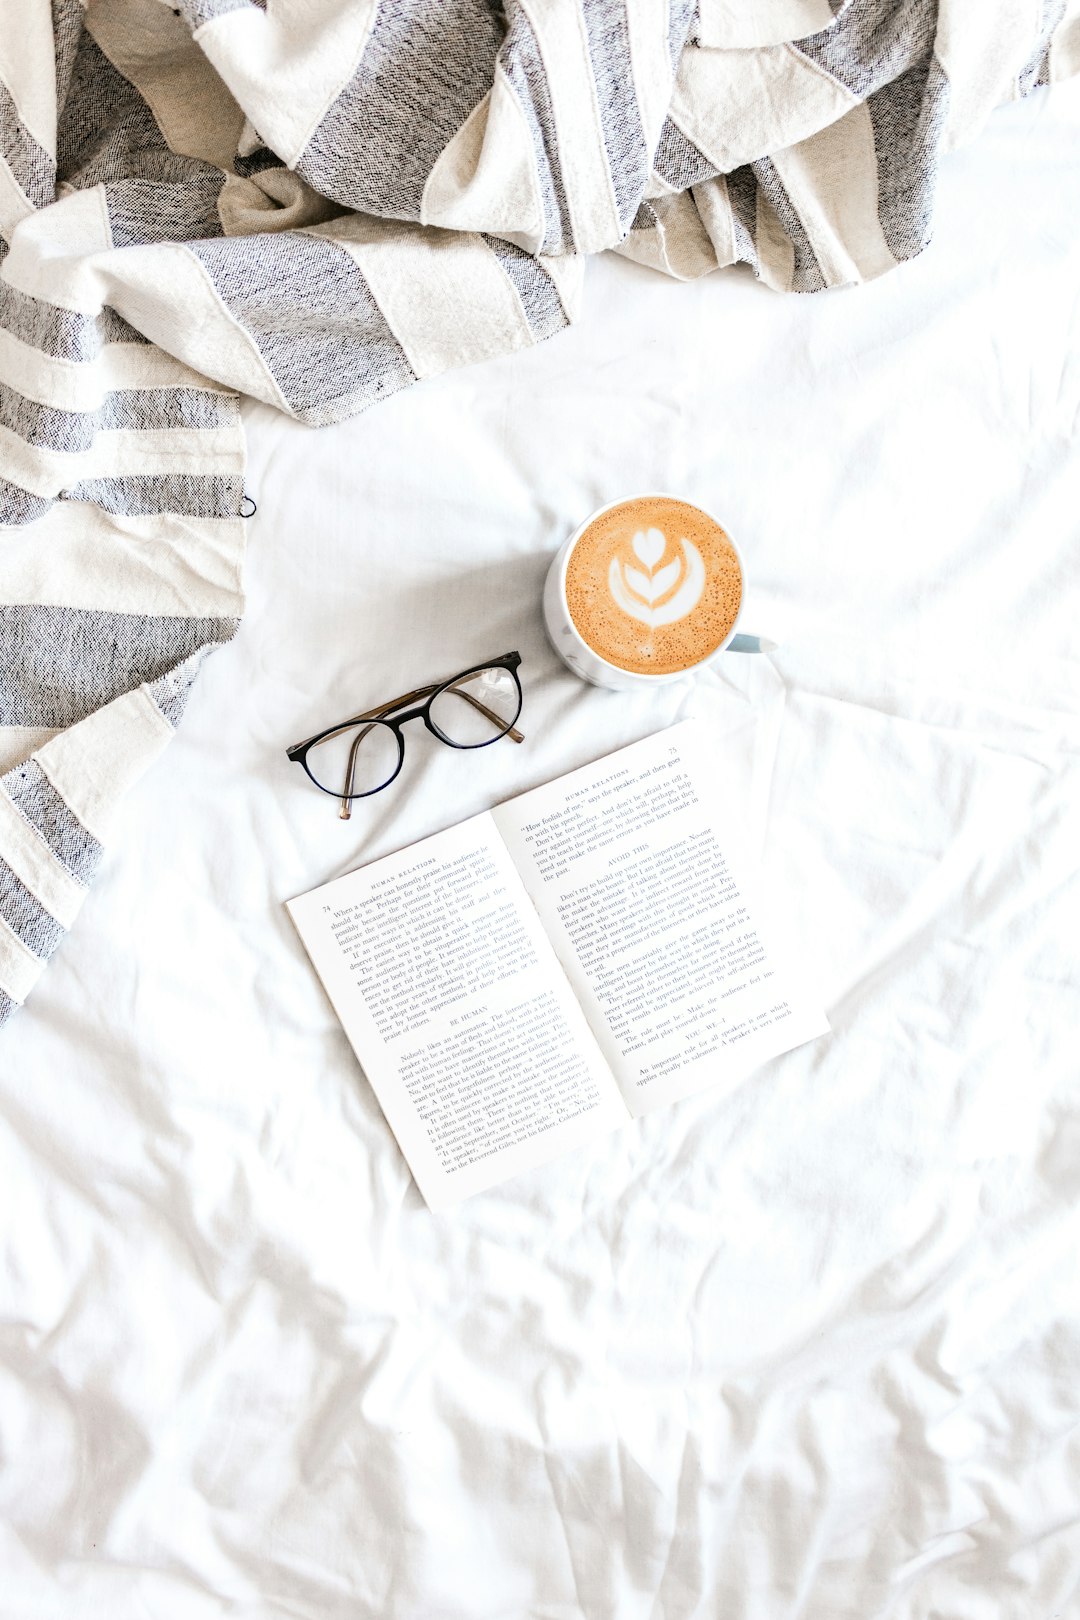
[1,0,1076,1027]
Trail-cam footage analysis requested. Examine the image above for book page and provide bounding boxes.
[493,722,829,1116]
[286,814,627,1211]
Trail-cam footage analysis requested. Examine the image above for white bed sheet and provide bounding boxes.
[2,80,1079,1619]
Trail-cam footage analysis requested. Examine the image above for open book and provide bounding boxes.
[287,721,828,1211]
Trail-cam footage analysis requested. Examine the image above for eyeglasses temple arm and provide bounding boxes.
[287,684,441,756]
[339,720,387,821]
[359,684,438,720]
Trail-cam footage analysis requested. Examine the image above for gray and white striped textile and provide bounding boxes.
[1,0,1077,1026]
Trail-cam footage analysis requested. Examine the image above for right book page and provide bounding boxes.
[492,720,829,1117]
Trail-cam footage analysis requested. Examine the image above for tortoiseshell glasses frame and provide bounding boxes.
[286,651,524,820]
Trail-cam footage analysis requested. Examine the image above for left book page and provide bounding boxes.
[286,813,627,1212]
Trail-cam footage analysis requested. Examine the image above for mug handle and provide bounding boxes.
[727,634,778,654]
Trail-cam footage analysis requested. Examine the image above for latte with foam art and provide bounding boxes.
[564,496,742,675]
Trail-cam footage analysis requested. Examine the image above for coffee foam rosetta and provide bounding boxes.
[565,497,742,675]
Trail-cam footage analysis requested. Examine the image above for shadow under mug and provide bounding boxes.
[542,493,762,693]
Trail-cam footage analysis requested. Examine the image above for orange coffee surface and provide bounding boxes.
[565,496,741,675]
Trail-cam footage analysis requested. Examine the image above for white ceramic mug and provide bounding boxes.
[542,493,760,693]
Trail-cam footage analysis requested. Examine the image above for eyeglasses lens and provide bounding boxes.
[306,719,401,798]
[429,666,520,746]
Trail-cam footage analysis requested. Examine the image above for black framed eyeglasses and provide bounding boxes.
[286,651,524,819]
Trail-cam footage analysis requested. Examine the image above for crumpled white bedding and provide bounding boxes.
[2,77,1079,1620]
